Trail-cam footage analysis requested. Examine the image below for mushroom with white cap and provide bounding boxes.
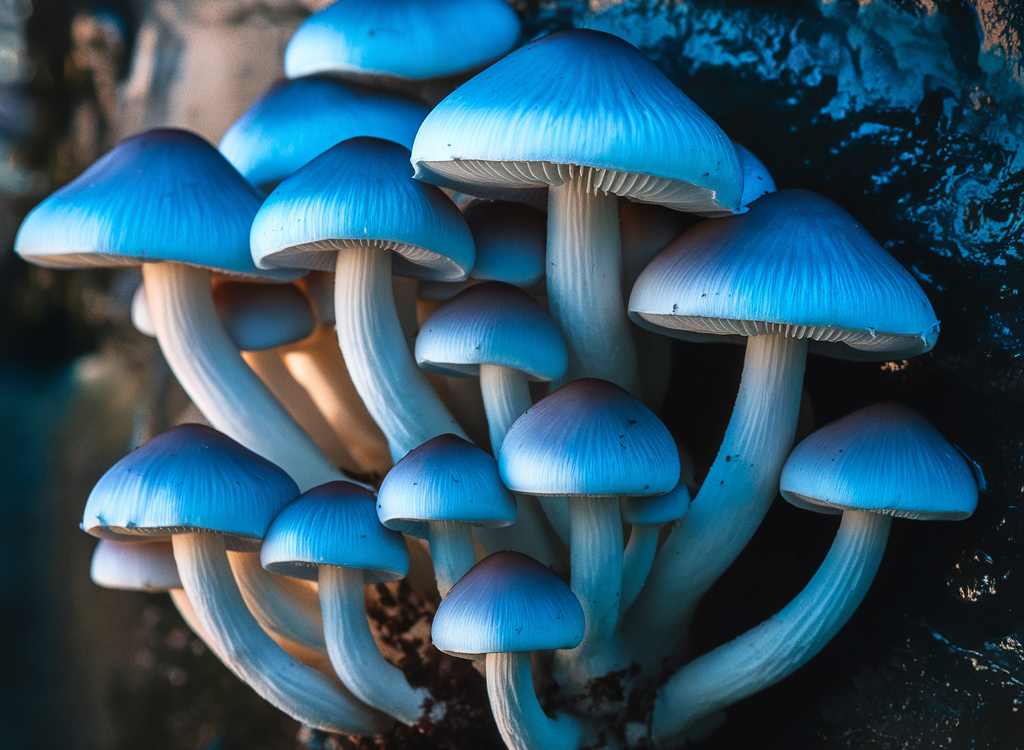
[650,402,978,745]
[625,188,940,660]
[432,551,586,750]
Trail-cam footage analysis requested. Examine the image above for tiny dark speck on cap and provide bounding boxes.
[628,420,636,425]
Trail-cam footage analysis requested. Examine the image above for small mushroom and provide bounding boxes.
[432,551,586,750]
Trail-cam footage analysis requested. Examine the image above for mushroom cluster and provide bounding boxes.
[15,3,980,748]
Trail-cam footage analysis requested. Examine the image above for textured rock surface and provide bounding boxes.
[513,0,1023,746]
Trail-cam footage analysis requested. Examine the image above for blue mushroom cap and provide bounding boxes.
[83,423,300,550]
[16,129,296,280]
[780,402,978,520]
[620,476,691,526]
[432,550,585,658]
[219,76,429,191]
[463,201,546,288]
[499,378,680,498]
[213,281,315,351]
[261,481,410,584]
[377,433,517,538]
[629,189,940,360]
[284,0,520,82]
[412,29,743,215]
[416,282,567,381]
[251,136,474,281]
[733,141,776,207]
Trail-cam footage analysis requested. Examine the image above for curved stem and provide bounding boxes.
[428,521,478,598]
[320,565,432,725]
[227,550,329,668]
[334,248,468,463]
[243,348,357,470]
[652,511,891,745]
[475,364,567,570]
[625,334,807,662]
[142,261,355,492]
[172,532,394,736]
[169,588,210,643]
[281,324,392,477]
[619,524,659,626]
[486,651,583,750]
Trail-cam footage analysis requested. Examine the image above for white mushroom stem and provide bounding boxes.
[227,551,329,666]
[618,524,659,625]
[142,261,356,493]
[169,588,210,643]
[486,651,584,750]
[547,174,641,397]
[144,262,357,659]
[334,247,468,463]
[428,521,478,598]
[320,565,433,725]
[242,349,357,470]
[554,496,627,692]
[474,364,568,569]
[624,333,807,661]
[651,511,891,745]
[281,325,392,477]
[171,532,394,736]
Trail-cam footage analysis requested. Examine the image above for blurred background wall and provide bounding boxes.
[0,0,1022,748]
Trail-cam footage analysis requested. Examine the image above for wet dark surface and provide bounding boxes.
[1,0,1022,747]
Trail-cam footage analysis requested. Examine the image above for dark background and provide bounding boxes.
[0,0,1021,747]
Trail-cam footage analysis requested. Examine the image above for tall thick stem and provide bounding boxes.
[625,334,807,662]
[652,511,891,745]
[554,496,627,693]
[320,566,432,725]
[476,364,567,570]
[142,262,351,492]
[486,651,583,750]
[172,532,393,736]
[334,248,468,463]
[547,175,640,396]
